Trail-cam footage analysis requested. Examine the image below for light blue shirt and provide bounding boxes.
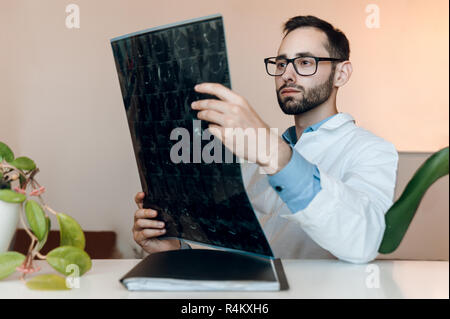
[267,114,337,213]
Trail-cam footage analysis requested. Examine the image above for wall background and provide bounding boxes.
[1,0,448,258]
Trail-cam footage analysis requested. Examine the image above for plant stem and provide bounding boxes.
[29,168,39,180]
[43,204,58,216]
[0,163,27,179]
[36,252,47,260]
[28,238,36,261]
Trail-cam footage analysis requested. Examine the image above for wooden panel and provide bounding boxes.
[10,230,121,259]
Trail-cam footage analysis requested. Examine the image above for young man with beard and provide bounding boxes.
[132,15,398,263]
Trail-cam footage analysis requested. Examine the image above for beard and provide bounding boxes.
[277,70,335,115]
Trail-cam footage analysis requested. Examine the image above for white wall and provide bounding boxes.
[1,0,448,258]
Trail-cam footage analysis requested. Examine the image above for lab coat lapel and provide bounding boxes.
[295,113,356,163]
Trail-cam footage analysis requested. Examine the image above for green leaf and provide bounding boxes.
[25,200,47,241]
[0,252,25,280]
[47,246,92,276]
[0,189,26,203]
[36,216,51,252]
[26,274,70,290]
[379,147,449,253]
[0,142,14,163]
[57,213,85,249]
[9,157,36,171]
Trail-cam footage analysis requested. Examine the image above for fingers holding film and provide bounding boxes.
[136,218,165,229]
[191,99,230,113]
[194,83,243,105]
[134,192,145,209]
[135,208,157,220]
[136,228,166,242]
[143,228,166,238]
[197,110,227,127]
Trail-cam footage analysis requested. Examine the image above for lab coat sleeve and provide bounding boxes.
[282,141,399,264]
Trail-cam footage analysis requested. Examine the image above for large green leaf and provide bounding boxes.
[0,142,14,163]
[0,252,25,280]
[47,246,91,276]
[36,216,51,252]
[379,147,449,253]
[26,274,70,290]
[9,157,36,171]
[57,213,85,249]
[0,189,26,203]
[25,200,47,241]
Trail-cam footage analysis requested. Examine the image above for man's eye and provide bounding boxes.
[276,61,286,68]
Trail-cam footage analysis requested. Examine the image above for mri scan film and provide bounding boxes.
[111,15,273,258]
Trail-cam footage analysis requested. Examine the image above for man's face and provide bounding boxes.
[275,27,336,115]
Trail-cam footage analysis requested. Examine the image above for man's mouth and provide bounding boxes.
[280,88,301,95]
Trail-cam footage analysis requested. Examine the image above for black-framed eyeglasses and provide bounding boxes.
[264,56,344,76]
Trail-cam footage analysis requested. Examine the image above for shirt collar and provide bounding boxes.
[282,113,339,145]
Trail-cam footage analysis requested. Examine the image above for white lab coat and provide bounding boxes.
[241,112,399,264]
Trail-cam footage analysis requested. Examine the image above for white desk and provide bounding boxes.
[0,259,448,299]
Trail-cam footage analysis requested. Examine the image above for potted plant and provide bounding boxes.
[0,141,91,290]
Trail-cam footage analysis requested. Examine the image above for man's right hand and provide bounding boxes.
[133,192,181,254]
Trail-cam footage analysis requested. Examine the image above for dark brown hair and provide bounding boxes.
[284,15,350,60]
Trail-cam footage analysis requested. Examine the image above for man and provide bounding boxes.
[133,15,398,263]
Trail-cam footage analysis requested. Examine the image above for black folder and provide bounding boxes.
[120,249,289,291]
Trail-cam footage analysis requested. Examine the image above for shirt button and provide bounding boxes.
[275,185,284,192]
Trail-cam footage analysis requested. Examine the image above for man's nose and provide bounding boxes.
[281,61,297,82]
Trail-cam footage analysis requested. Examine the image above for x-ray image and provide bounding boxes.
[111,15,273,258]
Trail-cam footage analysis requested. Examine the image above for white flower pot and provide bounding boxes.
[0,200,20,253]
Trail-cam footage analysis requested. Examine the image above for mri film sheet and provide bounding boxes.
[111,15,273,258]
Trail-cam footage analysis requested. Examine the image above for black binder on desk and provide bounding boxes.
[120,249,289,291]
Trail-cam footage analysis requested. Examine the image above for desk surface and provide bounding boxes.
[0,259,448,299]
